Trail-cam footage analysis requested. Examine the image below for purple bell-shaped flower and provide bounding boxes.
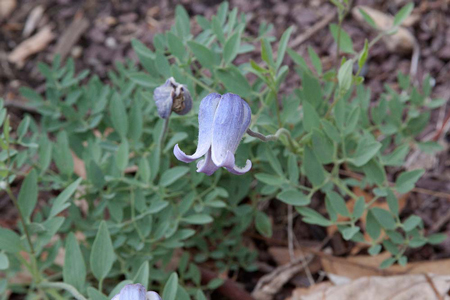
[174,93,252,176]
[111,283,161,300]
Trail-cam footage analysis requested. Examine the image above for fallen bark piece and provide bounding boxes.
[8,25,55,68]
[252,254,315,300]
[22,5,45,37]
[53,17,89,60]
[0,0,16,19]
[352,6,416,53]
[294,274,450,300]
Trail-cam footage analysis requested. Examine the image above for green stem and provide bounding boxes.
[182,70,216,93]
[332,178,358,200]
[4,138,40,283]
[159,117,170,149]
[39,282,87,300]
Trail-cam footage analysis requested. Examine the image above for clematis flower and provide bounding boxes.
[111,283,161,300]
[174,93,252,176]
[153,77,192,119]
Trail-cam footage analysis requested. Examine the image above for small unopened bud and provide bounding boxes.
[153,77,192,119]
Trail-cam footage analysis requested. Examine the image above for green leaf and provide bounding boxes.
[344,106,360,135]
[0,252,9,270]
[207,278,224,290]
[362,159,386,186]
[349,137,382,167]
[330,24,355,54]
[371,207,396,230]
[338,59,353,92]
[358,39,369,70]
[211,16,225,44]
[223,31,240,65]
[133,261,149,289]
[297,207,332,226]
[277,189,310,206]
[0,228,22,253]
[155,52,171,78]
[402,215,421,232]
[110,93,129,138]
[90,221,115,281]
[368,244,382,256]
[321,120,341,143]
[380,257,396,269]
[366,210,381,240]
[276,26,294,70]
[264,144,283,176]
[303,146,325,187]
[87,287,108,300]
[54,131,73,176]
[216,67,252,98]
[395,169,424,194]
[358,8,377,29]
[287,154,299,184]
[255,211,272,237]
[160,166,189,187]
[63,233,86,293]
[163,273,179,300]
[128,72,158,88]
[175,5,190,37]
[302,72,323,108]
[327,191,350,217]
[353,197,365,220]
[261,38,274,68]
[393,3,414,27]
[167,32,186,62]
[342,226,360,240]
[49,177,82,218]
[18,169,38,220]
[115,141,129,171]
[188,41,214,69]
[312,129,334,164]
[138,157,151,183]
[255,173,284,186]
[427,233,447,245]
[308,46,322,75]
[386,190,399,216]
[17,116,30,140]
[38,138,52,174]
[182,214,213,225]
[287,48,310,71]
[302,101,321,132]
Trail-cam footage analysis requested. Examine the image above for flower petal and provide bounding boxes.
[217,150,252,175]
[118,284,147,300]
[153,79,173,119]
[196,148,219,176]
[211,93,251,167]
[173,93,221,162]
[146,291,162,300]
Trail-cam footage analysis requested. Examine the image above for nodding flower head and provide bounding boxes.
[153,77,192,119]
[111,283,161,300]
[174,93,252,176]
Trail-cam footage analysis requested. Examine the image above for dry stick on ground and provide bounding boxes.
[288,12,337,49]
[53,15,89,60]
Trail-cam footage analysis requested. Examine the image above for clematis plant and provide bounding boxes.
[111,284,161,300]
[174,93,252,175]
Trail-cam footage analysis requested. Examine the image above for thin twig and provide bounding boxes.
[289,12,337,49]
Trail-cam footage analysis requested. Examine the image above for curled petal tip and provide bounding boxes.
[146,291,162,300]
[217,151,251,175]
